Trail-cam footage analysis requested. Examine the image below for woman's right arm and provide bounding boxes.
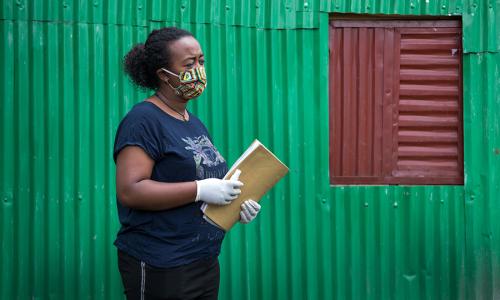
[115,146,242,211]
[116,146,198,210]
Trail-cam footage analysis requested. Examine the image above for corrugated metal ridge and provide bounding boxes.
[0,0,319,29]
[0,18,321,31]
[2,0,497,52]
[0,18,319,29]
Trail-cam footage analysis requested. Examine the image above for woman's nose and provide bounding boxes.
[194,58,204,68]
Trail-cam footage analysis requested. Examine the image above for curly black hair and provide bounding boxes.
[123,27,194,90]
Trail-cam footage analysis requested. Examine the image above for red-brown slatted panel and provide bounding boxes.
[329,23,389,184]
[395,26,463,184]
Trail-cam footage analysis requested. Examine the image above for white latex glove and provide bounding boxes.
[195,169,243,205]
[239,199,261,224]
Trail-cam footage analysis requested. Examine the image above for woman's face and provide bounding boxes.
[164,36,205,87]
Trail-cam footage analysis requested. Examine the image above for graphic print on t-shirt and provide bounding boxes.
[182,135,226,179]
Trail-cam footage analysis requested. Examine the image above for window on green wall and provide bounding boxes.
[329,19,464,185]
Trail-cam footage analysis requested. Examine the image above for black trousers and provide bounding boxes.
[118,250,220,300]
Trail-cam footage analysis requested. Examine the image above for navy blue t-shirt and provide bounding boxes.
[113,101,228,268]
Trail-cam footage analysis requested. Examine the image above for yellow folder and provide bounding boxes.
[201,139,289,231]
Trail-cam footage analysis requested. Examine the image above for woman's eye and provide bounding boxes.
[199,60,205,65]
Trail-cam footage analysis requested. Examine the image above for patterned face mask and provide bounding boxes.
[162,66,207,99]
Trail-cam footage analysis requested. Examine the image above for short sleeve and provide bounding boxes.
[113,117,161,162]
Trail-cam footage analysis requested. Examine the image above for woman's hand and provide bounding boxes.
[239,200,261,224]
[195,170,244,205]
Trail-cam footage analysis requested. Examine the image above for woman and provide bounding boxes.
[114,27,261,300]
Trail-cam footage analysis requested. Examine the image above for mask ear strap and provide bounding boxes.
[161,68,182,95]
[165,78,182,96]
[161,68,180,78]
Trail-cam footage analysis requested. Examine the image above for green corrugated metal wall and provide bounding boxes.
[0,0,498,299]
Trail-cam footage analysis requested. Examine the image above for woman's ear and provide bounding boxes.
[156,68,169,83]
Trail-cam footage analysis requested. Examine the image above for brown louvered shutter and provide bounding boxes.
[329,20,463,185]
